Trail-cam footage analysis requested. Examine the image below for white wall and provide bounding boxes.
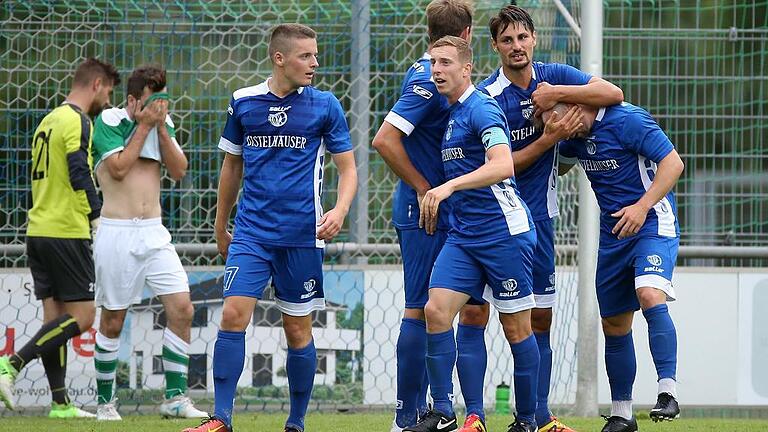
[363,268,768,408]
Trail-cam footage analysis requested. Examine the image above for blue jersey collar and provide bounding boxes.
[457,84,475,104]
[264,77,305,96]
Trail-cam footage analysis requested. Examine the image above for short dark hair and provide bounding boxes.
[489,5,535,40]
[268,23,317,60]
[426,0,474,43]
[72,58,120,88]
[126,64,166,98]
[432,35,473,64]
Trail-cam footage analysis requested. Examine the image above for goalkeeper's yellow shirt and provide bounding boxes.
[27,102,101,239]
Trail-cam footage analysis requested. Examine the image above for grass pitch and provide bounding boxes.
[2,413,768,431]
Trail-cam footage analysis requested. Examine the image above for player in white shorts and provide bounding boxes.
[90,64,206,421]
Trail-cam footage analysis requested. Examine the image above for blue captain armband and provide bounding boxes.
[481,126,509,150]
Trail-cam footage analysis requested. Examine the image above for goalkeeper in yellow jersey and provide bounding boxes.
[0,58,119,418]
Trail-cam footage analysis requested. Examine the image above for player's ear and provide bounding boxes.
[490,36,498,53]
[532,30,537,47]
[273,51,284,67]
[92,76,103,93]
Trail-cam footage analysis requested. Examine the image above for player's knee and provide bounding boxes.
[459,304,489,327]
[601,315,632,336]
[501,317,532,344]
[75,309,96,333]
[283,319,312,348]
[168,301,194,328]
[220,303,249,331]
[531,308,553,333]
[424,300,451,330]
[636,287,666,310]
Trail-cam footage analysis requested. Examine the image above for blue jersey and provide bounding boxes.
[218,80,353,248]
[559,102,679,242]
[442,86,533,243]
[385,53,452,230]
[478,62,591,221]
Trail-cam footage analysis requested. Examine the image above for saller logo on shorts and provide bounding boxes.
[303,279,316,292]
[647,255,663,266]
[502,278,518,292]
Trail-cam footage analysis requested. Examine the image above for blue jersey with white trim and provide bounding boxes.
[559,102,679,242]
[385,54,452,230]
[219,79,353,248]
[478,62,591,221]
[442,86,533,243]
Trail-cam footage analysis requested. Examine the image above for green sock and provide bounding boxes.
[162,328,189,399]
[94,332,119,405]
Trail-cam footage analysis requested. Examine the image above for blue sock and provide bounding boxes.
[456,324,486,422]
[534,331,552,426]
[395,318,427,427]
[213,330,246,428]
[509,334,539,423]
[426,329,456,418]
[417,369,429,418]
[605,332,636,402]
[643,304,677,381]
[286,339,317,431]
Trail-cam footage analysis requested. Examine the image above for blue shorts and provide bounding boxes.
[397,228,448,309]
[223,239,324,316]
[429,231,537,314]
[532,218,556,308]
[596,235,679,318]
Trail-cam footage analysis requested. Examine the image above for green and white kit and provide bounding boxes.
[92,104,180,169]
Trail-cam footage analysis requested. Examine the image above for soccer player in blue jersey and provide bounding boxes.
[476,6,625,431]
[404,36,538,432]
[372,2,491,432]
[182,24,358,432]
[556,102,684,432]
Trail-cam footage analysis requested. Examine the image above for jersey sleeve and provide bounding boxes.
[65,113,101,220]
[551,63,592,86]
[92,113,126,165]
[164,114,177,139]
[385,78,441,136]
[621,110,674,163]
[323,95,353,154]
[470,99,511,151]
[558,139,578,164]
[218,96,243,155]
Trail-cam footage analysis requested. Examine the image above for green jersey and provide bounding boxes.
[92,107,178,169]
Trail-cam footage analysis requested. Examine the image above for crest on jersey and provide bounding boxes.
[520,99,534,120]
[446,119,454,140]
[647,255,663,266]
[586,136,597,155]
[303,279,316,292]
[268,106,291,127]
[522,106,534,120]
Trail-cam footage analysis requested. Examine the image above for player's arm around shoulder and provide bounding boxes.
[532,63,624,112]
[157,107,188,181]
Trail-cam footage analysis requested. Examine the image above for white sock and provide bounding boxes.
[611,400,633,420]
[658,377,677,398]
